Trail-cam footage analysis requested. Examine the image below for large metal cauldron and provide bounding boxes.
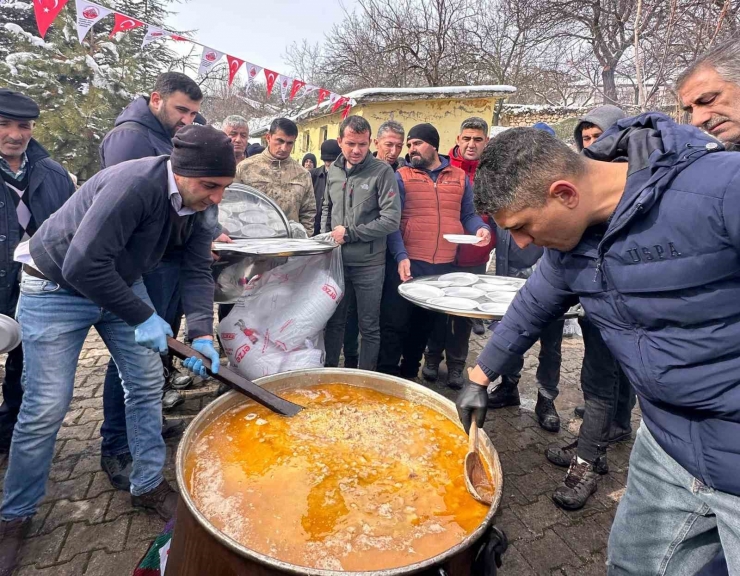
[166,369,503,576]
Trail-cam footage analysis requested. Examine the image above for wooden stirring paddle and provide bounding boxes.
[464,420,494,505]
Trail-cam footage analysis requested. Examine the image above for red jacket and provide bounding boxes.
[398,164,466,264]
[450,146,495,267]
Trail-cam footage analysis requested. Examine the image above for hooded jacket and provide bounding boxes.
[478,113,740,495]
[573,105,626,152]
[235,150,316,235]
[99,96,173,168]
[321,151,401,267]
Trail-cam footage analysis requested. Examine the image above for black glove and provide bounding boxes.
[456,381,489,434]
[473,526,508,576]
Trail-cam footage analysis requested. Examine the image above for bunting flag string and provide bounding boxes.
[226,55,244,87]
[74,0,110,43]
[28,0,353,114]
[109,12,144,37]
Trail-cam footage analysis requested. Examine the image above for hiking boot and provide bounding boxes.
[574,405,585,418]
[447,366,465,390]
[487,384,520,409]
[608,425,632,444]
[167,367,193,390]
[131,479,179,521]
[162,389,184,412]
[552,457,599,510]
[344,356,358,369]
[535,392,560,432]
[472,319,486,336]
[422,361,439,382]
[101,452,133,491]
[545,441,609,475]
[162,418,187,440]
[0,517,31,576]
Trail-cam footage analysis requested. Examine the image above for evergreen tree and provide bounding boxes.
[0,0,187,180]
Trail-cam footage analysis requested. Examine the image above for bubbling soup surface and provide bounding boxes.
[184,383,491,571]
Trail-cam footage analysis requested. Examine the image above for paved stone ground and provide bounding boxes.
[0,328,639,575]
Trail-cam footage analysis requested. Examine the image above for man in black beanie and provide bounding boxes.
[0,125,235,574]
[311,138,341,235]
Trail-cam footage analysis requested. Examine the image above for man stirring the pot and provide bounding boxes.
[0,125,235,574]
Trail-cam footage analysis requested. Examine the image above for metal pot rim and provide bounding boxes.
[176,368,503,575]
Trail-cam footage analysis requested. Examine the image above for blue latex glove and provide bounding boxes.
[182,338,220,377]
[134,314,173,354]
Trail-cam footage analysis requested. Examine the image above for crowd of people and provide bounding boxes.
[0,33,737,575]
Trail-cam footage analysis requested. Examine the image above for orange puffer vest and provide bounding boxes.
[398,164,466,264]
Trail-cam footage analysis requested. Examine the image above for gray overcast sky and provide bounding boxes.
[170,0,355,74]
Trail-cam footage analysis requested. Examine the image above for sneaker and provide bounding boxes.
[162,389,184,412]
[535,392,560,432]
[545,441,608,475]
[0,518,31,576]
[168,367,193,390]
[344,356,358,369]
[101,452,133,491]
[552,456,599,510]
[162,418,187,440]
[447,366,465,390]
[487,384,520,409]
[421,361,439,382]
[131,479,178,521]
[574,405,585,418]
[472,319,486,336]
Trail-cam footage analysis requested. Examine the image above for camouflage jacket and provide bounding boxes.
[235,150,316,235]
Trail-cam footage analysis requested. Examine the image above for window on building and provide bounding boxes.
[319,126,328,145]
[302,131,310,153]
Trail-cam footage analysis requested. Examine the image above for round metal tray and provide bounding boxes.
[399,274,581,320]
[212,238,337,258]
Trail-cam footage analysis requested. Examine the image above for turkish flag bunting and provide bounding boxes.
[34,0,71,38]
[263,68,279,96]
[342,103,352,120]
[170,34,187,41]
[277,74,292,103]
[289,80,306,101]
[244,62,263,90]
[316,88,331,109]
[331,96,349,113]
[109,13,144,37]
[226,55,244,86]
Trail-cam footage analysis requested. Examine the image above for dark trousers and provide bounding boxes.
[324,263,385,370]
[499,318,565,400]
[100,259,182,458]
[0,284,22,446]
[343,296,359,361]
[425,264,487,371]
[577,315,637,463]
[377,258,454,377]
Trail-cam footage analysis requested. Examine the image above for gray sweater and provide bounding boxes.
[30,156,215,337]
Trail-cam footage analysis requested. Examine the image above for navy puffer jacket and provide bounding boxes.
[478,113,740,496]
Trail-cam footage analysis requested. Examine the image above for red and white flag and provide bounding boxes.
[226,55,244,86]
[263,69,279,96]
[141,25,167,47]
[302,84,319,98]
[329,93,346,112]
[74,0,111,43]
[342,98,356,119]
[34,0,70,38]
[289,79,306,101]
[316,88,331,109]
[277,74,292,103]
[109,13,144,37]
[244,62,263,90]
[198,46,224,76]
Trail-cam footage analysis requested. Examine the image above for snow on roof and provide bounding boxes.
[252,84,516,136]
[503,104,589,116]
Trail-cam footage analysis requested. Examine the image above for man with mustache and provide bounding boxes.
[222,115,250,165]
[0,126,235,574]
[97,72,206,492]
[0,90,74,456]
[378,123,491,379]
[678,38,740,148]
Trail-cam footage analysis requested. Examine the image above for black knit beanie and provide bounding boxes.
[407,123,440,150]
[171,124,236,178]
